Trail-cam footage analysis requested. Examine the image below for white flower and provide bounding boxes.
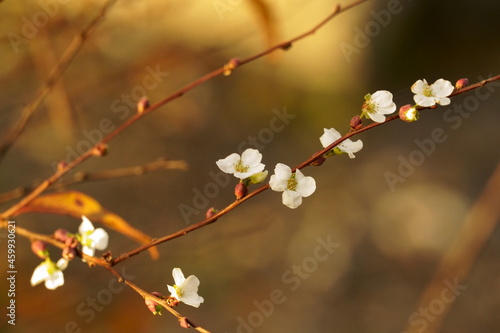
[167,268,204,308]
[319,128,363,159]
[361,90,397,123]
[79,216,109,257]
[216,148,265,180]
[31,258,68,290]
[411,79,454,107]
[269,163,316,209]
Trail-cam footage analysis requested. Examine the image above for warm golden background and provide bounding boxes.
[1,1,500,332]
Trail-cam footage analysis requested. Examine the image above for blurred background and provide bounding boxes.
[1,0,500,332]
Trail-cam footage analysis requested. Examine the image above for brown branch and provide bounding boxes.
[0,0,117,162]
[0,0,369,220]
[0,159,187,204]
[111,75,500,265]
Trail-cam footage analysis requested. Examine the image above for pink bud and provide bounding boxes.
[54,228,69,242]
[65,236,79,248]
[179,317,191,328]
[223,58,241,76]
[62,247,77,261]
[145,292,164,315]
[31,240,48,259]
[455,78,469,90]
[234,182,248,200]
[137,97,150,114]
[350,115,363,131]
[205,207,218,220]
[399,104,419,123]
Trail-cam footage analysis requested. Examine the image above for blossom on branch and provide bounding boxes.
[361,90,396,123]
[216,148,265,180]
[78,216,109,257]
[167,268,204,308]
[411,78,454,107]
[319,128,363,159]
[31,258,68,290]
[269,163,316,209]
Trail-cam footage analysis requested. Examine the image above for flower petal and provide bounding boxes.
[432,79,454,97]
[79,216,95,234]
[44,271,64,290]
[240,148,262,166]
[319,128,341,148]
[31,263,49,286]
[181,292,204,308]
[282,190,303,209]
[90,228,109,250]
[215,153,240,174]
[172,268,186,286]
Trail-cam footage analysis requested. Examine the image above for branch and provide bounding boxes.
[0,0,369,220]
[0,0,117,161]
[111,75,500,265]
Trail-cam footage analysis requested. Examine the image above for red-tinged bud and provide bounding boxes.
[399,104,419,123]
[205,207,218,220]
[62,247,77,261]
[91,143,107,157]
[145,292,164,315]
[310,156,326,166]
[455,78,469,90]
[54,228,69,242]
[31,240,48,259]
[65,236,79,248]
[57,161,67,172]
[137,97,150,114]
[179,317,191,329]
[350,115,363,131]
[234,182,248,200]
[223,58,241,76]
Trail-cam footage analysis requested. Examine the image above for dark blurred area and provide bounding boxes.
[1,1,499,332]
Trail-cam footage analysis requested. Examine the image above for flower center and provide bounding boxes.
[423,85,433,97]
[234,159,249,173]
[173,285,183,298]
[287,174,298,191]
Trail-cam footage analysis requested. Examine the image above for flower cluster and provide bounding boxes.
[361,78,454,123]
[30,216,109,290]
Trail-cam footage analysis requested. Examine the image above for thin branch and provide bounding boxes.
[0,0,117,161]
[0,159,187,204]
[111,75,500,265]
[0,0,369,220]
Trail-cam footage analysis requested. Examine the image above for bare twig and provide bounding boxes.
[0,0,117,161]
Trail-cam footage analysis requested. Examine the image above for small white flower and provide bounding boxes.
[319,128,363,159]
[167,268,204,308]
[216,148,265,180]
[79,216,109,257]
[269,163,316,209]
[411,78,454,107]
[361,90,397,123]
[31,258,68,290]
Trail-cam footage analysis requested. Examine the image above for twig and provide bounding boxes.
[111,75,500,265]
[0,0,369,220]
[0,159,187,204]
[0,0,117,162]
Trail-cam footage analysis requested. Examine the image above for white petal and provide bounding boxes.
[413,95,435,107]
[319,128,341,147]
[295,173,316,197]
[167,284,178,298]
[57,258,68,270]
[411,79,427,94]
[371,90,393,106]
[90,228,109,250]
[240,148,262,166]
[82,245,95,257]
[79,216,95,234]
[172,268,186,286]
[269,174,287,192]
[44,271,64,290]
[182,275,200,293]
[274,163,292,181]
[432,79,454,97]
[282,190,302,209]
[216,153,240,174]
[181,293,204,308]
[31,263,49,286]
[436,97,451,106]
[367,112,386,123]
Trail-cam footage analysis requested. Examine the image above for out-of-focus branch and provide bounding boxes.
[0,0,117,162]
[0,159,187,204]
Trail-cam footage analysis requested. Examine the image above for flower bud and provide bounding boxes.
[310,156,326,166]
[145,292,164,315]
[179,317,191,329]
[137,97,150,114]
[62,247,77,261]
[223,58,241,76]
[399,104,419,123]
[65,236,79,248]
[91,143,107,157]
[54,228,69,242]
[31,240,49,259]
[234,182,248,200]
[166,296,180,307]
[455,78,469,90]
[350,115,363,131]
[205,207,218,220]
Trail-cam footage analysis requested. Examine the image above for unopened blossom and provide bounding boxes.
[411,78,454,107]
[399,104,419,122]
[269,163,316,209]
[31,258,68,290]
[319,128,363,159]
[167,268,204,308]
[78,216,109,257]
[361,90,397,123]
[216,148,265,180]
